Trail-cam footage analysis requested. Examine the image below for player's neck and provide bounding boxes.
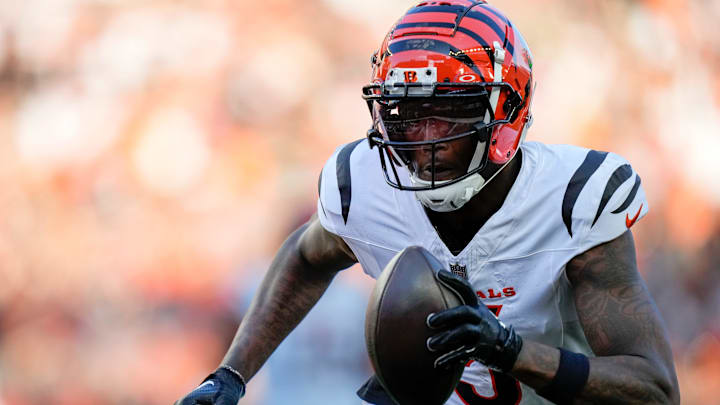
[424,149,523,254]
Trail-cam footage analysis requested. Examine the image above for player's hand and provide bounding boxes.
[426,270,523,373]
[174,366,245,405]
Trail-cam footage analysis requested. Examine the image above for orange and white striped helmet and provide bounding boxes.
[363,0,534,211]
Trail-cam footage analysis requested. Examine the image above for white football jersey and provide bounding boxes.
[317,140,648,405]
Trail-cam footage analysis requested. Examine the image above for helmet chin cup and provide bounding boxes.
[412,140,521,212]
[411,139,488,212]
[413,172,487,212]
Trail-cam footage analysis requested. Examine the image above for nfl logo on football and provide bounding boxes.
[449,263,467,279]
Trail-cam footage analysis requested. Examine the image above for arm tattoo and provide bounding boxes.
[566,231,679,404]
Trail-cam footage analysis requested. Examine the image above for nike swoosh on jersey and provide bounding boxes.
[625,204,643,228]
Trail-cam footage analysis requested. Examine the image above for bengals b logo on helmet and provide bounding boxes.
[404,71,418,83]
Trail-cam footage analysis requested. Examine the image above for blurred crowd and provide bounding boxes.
[0,0,718,404]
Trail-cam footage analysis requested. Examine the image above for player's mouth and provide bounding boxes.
[419,163,460,181]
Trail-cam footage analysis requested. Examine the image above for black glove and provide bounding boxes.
[174,366,246,405]
[426,270,523,373]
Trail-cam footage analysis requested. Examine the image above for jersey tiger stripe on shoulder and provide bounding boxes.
[592,164,633,226]
[562,150,608,237]
[336,138,366,224]
[562,149,643,237]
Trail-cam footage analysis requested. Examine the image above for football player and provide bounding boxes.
[175,1,680,404]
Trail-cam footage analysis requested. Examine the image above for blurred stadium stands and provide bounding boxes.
[0,0,718,403]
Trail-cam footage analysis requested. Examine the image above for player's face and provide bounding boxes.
[374,98,487,183]
[398,118,478,181]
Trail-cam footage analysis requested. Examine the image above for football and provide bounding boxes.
[365,246,465,405]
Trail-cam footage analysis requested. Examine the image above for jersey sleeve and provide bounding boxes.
[573,152,649,253]
[316,140,394,278]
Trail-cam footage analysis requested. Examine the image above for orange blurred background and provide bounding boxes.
[0,0,718,404]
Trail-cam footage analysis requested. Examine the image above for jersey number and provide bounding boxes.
[455,305,522,405]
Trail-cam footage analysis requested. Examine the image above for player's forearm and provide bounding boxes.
[577,354,678,404]
[508,339,559,388]
[510,340,678,404]
[220,224,339,380]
